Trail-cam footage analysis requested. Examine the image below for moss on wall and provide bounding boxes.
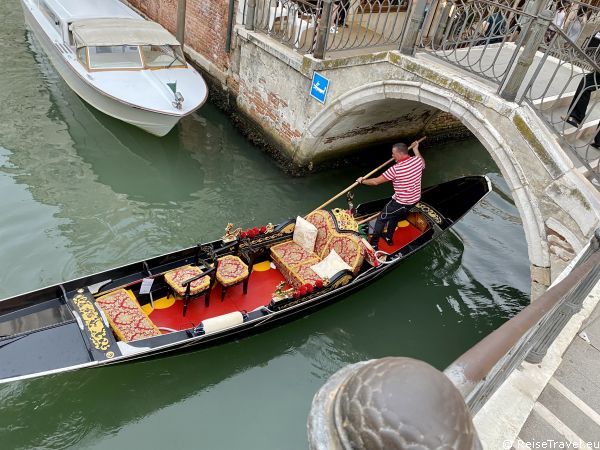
[397,60,483,103]
[513,114,561,177]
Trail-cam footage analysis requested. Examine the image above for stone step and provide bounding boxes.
[533,89,600,111]
[563,119,599,140]
[539,103,600,187]
[533,91,575,110]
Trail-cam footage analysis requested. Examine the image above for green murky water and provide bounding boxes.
[0,2,529,449]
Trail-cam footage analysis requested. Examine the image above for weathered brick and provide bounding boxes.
[130,0,236,72]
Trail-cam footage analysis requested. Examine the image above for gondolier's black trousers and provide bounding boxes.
[370,199,415,247]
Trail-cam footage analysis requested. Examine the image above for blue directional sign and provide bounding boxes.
[310,72,329,104]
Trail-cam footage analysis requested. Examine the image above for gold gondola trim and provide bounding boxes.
[331,208,359,232]
[415,202,443,225]
[72,293,111,353]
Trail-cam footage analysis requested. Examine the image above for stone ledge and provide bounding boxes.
[473,256,600,450]
[236,27,305,75]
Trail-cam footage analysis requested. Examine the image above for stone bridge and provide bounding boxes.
[230,28,600,297]
[124,0,600,297]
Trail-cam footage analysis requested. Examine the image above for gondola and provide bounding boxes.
[0,176,491,384]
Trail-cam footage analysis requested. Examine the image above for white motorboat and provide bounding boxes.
[21,0,208,136]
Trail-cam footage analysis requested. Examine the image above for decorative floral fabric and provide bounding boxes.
[96,289,161,342]
[272,210,364,288]
[275,260,297,287]
[276,257,322,288]
[293,216,318,253]
[306,210,337,257]
[164,265,210,296]
[276,253,320,281]
[325,234,364,274]
[360,238,379,267]
[271,240,319,268]
[291,264,322,287]
[216,255,249,287]
[311,249,352,280]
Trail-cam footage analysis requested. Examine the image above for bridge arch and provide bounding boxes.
[303,80,550,273]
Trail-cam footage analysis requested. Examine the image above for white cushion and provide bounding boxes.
[293,216,318,254]
[202,311,244,334]
[310,249,352,280]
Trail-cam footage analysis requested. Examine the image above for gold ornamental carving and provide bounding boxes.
[281,223,295,234]
[415,202,443,225]
[72,294,111,352]
[332,274,352,289]
[331,208,358,232]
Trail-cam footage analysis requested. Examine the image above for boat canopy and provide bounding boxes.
[71,18,180,47]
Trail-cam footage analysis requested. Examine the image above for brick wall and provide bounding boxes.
[128,0,235,72]
[128,0,177,35]
[422,110,471,143]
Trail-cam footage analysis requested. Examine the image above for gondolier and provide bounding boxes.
[357,141,425,250]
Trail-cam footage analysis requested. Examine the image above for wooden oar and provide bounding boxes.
[357,212,380,225]
[309,136,426,215]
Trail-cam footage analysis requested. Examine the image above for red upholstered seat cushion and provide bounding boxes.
[324,233,364,274]
[292,264,322,286]
[216,255,249,287]
[271,210,364,288]
[271,240,319,267]
[96,289,161,342]
[305,210,337,257]
[164,265,210,297]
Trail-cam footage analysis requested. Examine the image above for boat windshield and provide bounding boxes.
[88,45,144,70]
[141,45,186,68]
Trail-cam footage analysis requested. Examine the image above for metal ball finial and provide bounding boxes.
[308,357,481,450]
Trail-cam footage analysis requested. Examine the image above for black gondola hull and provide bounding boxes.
[0,176,491,383]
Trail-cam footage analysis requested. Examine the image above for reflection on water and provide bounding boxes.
[0,317,368,450]
[69,105,207,204]
[0,0,530,448]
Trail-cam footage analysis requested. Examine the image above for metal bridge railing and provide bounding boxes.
[308,230,600,449]
[520,21,600,187]
[417,0,600,186]
[243,0,412,56]
[245,0,322,51]
[445,229,600,413]
[420,0,535,88]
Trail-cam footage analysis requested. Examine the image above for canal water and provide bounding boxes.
[0,2,530,449]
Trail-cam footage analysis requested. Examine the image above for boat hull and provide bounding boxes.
[0,176,492,384]
[20,1,202,136]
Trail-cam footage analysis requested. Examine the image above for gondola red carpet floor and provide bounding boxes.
[146,222,422,331]
[147,261,285,331]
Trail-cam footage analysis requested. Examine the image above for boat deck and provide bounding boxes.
[138,221,424,332]
[144,262,286,331]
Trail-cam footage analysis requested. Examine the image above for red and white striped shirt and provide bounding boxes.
[382,156,425,204]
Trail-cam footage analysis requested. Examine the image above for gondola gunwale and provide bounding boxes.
[0,175,492,384]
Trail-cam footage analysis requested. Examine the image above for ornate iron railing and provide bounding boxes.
[446,230,600,413]
[520,0,600,185]
[420,0,535,94]
[244,0,412,55]
[418,1,600,186]
[246,0,321,51]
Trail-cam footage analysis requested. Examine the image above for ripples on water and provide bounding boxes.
[0,1,529,449]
